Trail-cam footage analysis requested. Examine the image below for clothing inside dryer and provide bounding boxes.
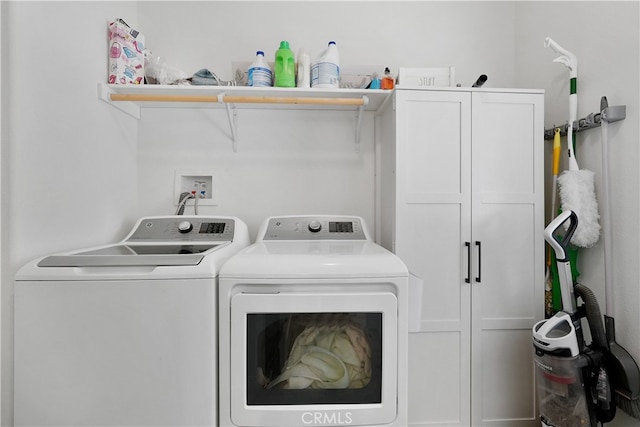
[246,312,383,405]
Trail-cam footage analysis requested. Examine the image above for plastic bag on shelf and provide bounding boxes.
[144,52,190,85]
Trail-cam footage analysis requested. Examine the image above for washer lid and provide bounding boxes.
[37,242,226,267]
[16,216,252,281]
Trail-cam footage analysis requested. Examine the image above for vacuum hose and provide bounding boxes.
[574,282,618,423]
[471,74,487,88]
[574,283,608,350]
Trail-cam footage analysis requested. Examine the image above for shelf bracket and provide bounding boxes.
[97,83,141,119]
[219,93,239,151]
[354,96,369,152]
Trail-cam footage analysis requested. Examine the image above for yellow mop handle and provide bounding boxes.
[548,128,562,268]
[552,128,561,176]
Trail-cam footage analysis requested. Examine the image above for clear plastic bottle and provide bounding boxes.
[311,41,340,89]
[247,51,273,87]
[274,41,296,88]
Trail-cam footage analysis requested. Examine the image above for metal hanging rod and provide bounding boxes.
[545,102,626,140]
[545,112,602,140]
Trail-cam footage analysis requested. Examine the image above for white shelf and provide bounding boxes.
[98,83,391,151]
[99,83,391,111]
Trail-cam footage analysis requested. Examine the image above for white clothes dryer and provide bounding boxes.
[14,215,250,427]
[218,215,409,427]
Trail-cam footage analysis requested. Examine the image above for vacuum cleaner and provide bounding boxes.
[533,210,640,426]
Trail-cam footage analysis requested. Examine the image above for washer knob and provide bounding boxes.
[308,220,322,233]
[178,221,193,233]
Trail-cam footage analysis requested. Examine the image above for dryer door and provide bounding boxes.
[229,291,398,427]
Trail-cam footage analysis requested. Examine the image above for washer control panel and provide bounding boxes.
[127,216,236,242]
[261,216,367,241]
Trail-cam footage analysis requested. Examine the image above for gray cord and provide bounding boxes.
[175,192,193,215]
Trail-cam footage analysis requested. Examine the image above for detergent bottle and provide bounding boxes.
[274,41,295,88]
[296,48,311,88]
[247,51,273,87]
[369,72,381,89]
[381,67,395,90]
[311,41,340,88]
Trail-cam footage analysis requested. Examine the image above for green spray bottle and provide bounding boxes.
[274,41,295,87]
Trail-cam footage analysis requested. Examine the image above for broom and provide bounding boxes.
[545,37,600,248]
[599,97,640,420]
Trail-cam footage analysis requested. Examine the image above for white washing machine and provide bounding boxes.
[218,215,409,427]
[14,215,250,427]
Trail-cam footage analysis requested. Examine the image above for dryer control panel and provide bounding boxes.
[261,216,368,241]
[127,216,236,242]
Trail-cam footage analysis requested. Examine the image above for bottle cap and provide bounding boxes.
[329,41,336,46]
[256,51,264,56]
[279,41,290,49]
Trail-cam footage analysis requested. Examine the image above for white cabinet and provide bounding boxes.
[376,88,545,426]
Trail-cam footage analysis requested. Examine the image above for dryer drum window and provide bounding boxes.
[246,312,383,405]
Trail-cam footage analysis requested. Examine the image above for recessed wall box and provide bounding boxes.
[174,171,217,206]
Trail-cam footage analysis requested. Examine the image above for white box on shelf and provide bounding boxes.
[397,67,456,88]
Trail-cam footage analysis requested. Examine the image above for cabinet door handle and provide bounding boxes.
[465,242,471,283]
[475,241,481,283]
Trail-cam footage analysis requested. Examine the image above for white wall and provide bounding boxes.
[138,1,518,88]
[4,1,141,269]
[137,108,378,237]
[2,2,639,426]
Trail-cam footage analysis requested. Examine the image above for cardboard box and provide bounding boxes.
[108,19,145,84]
[397,67,456,88]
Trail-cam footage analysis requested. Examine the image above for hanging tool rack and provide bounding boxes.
[544,99,626,140]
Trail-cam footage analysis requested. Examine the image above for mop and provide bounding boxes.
[545,37,600,248]
[544,128,563,317]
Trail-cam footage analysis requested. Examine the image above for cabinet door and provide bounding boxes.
[470,92,544,426]
[394,90,472,426]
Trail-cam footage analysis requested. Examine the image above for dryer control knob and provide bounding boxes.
[178,221,193,233]
[308,220,322,233]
